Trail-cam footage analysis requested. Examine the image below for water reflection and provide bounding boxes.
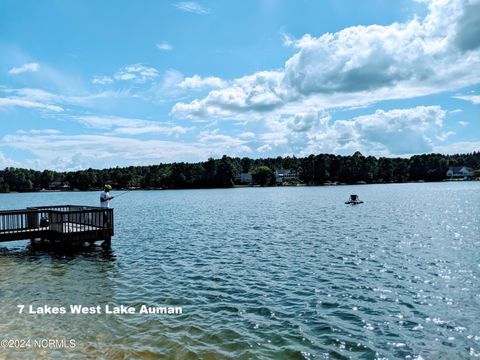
[0,243,116,261]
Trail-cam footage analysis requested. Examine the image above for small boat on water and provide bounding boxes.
[345,194,363,205]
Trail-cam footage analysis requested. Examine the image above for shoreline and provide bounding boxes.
[0,178,477,194]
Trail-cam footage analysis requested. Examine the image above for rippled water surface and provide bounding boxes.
[1,183,479,359]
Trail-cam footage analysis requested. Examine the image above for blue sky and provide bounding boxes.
[0,0,479,170]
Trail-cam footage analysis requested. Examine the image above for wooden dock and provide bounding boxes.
[0,205,113,247]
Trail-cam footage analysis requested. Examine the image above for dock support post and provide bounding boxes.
[102,237,111,248]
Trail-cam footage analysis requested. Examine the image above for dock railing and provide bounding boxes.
[0,205,114,243]
[47,206,113,234]
[0,209,40,235]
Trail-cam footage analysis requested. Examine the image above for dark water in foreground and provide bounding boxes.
[0,183,479,359]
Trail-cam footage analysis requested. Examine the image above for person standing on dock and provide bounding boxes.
[100,185,114,208]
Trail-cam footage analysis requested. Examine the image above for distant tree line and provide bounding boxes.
[0,151,479,193]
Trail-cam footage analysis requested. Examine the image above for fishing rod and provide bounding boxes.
[113,189,134,198]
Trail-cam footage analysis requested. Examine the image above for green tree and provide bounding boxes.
[1,151,479,192]
[0,176,9,193]
[39,170,55,189]
[214,155,236,187]
[240,157,252,173]
[251,166,274,186]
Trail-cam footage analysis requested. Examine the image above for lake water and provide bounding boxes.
[0,183,479,359]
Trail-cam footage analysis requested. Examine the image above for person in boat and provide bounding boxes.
[349,194,359,202]
[100,185,114,208]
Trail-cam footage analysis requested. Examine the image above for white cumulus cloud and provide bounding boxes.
[17,129,62,135]
[156,41,173,51]
[73,115,190,137]
[114,64,159,83]
[453,94,480,104]
[255,106,448,157]
[8,62,40,75]
[173,1,210,14]
[92,76,114,85]
[0,151,18,167]
[172,71,287,119]
[0,131,253,171]
[172,0,480,120]
[304,106,446,156]
[0,97,63,112]
[179,75,226,90]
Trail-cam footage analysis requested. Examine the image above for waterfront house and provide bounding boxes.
[48,181,71,190]
[446,166,474,179]
[235,172,253,184]
[275,168,299,183]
